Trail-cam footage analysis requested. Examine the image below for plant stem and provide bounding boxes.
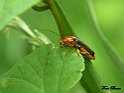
[47,0,75,36]
[81,58,102,93]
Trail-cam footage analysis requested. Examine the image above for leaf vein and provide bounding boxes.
[7,77,43,92]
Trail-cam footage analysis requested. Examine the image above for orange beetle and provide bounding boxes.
[60,36,77,47]
[60,36,95,60]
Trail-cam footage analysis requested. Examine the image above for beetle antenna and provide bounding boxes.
[47,30,60,37]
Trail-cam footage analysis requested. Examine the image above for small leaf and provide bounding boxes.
[0,0,41,30]
[32,1,49,12]
[0,44,84,93]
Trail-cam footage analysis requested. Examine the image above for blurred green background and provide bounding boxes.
[0,0,124,92]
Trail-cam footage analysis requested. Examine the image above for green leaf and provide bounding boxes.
[0,44,84,93]
[0,0,41,30]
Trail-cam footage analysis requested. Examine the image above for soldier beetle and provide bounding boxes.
[48,30,95,60]
[60,36,95,60]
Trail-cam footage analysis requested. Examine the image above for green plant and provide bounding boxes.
[0,0,124,93]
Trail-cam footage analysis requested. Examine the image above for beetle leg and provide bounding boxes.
[75,48,80,56]
[65,47,71,56]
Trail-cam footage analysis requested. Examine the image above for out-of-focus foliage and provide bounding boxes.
[0,0,124,93]
[0,0,41,30]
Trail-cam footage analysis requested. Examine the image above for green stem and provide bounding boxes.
[47,0,75,36]
[32,5,49,12]
[81,58,102,93]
